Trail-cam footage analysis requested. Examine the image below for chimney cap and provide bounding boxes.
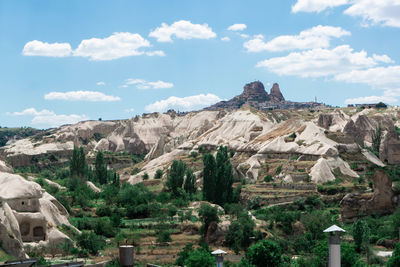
[323,225,346,233]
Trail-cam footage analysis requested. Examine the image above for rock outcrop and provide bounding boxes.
[340,169,397,222]
[0,172,76,257]
[269,83,285,102]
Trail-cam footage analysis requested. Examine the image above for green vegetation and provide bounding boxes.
[202,146,234,205]
[0,126,40,147]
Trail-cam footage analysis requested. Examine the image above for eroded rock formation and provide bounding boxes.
[340,169,397,222]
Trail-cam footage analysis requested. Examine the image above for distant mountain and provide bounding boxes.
[205,81,326,110]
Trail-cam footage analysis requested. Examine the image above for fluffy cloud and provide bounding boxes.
[145,94,222,112]
[22,40,72,57]
[292,0,400,28]
[335,65,400,90]
[256,45,385,78]
[9,108,88,127]
[227,24,247,31]
[344,0,400,27]
[221,36,231,42]
[244,25,350,52]
[73,32,153,61]
[344,95,397,104]
[124,79,173,89]
[149,20,216,42]
[96,81,105,86]
[291,0,349,13]
[145,50,166,56]
[44,91,120,101]
[23,32,164,61]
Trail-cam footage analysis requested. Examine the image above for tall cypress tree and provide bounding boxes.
[70,146,80,176]
[95,151,108,184]
[166,160,186,196]
[202,153,216,202]
[78,147,86,176]
[184,168,197,195]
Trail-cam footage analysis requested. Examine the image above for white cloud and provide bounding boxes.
[125,108,135,113]
[9,108,88,127]
[291,0,349,13]
[73,32,155,61]
[23,32,164,61]
[221,36,231,42]
[244,25,350,52]
[11,108,54,116]
[256,45,381,78]
[149,20,216,42]
[44,91,120,101]
[124,79,173,89]
[292,0,400,28]
[227,24,247,31]
[145,50,166,56]
[344,95,397,104]
[145,94,222,112]
[335,65,400,90]
[22,40,72,57]
[96,81,105,86]
[344,0,400,28]
[239,33,249,38]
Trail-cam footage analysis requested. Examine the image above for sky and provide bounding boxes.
[1,0,400,128]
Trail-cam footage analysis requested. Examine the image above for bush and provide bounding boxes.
[77,232,105,255]
[184,247,214,267]
[275,165,282,175]
[198,204,219,237]
[95,206,112,217]
[190,151,198,158]
[154,169,163,179]
[156,230,172,243]
[264,175,273,182]
[246,239,282,267]
[142,172,149,180]
[94,218,116,237]
[387,242,400,267]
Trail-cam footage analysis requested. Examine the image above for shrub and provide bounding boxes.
[156,230,172,243]
[77,232,105,255]
[95,206,112,217]
[142,172,149,180]
[94,218,116,237]
[198,204,219,237]
[275,165,282,175]
[246,239,282,267]
[154,169,163,179]
[190,151,198,158]
[264,175,273,182]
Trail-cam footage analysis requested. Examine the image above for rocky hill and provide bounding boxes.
[205,81,326,110]
[1,81,400,263]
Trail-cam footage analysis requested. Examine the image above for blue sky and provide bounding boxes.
[1,0,400,128]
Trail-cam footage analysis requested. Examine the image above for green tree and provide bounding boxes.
[202,153,216,202]
[166,160,186,197]
[77,231,105,255]
[353,219,370,255]
[176,244,194,266]
[95,151,108,184]
[387,242,400,267]
[184,168,197,195]
[215,146,233,205]
[372,124,382,155]
[246,239,282,267]
[184,247,214,267]
[198,204,219,237]
[341,242,359,267]
[70,146,86,177]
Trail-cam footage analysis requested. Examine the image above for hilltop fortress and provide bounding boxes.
[205,81,326,110]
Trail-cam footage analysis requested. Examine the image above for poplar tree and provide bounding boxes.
[202,153,216,202]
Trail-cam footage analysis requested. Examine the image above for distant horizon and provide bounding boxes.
[1,0,399,128]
